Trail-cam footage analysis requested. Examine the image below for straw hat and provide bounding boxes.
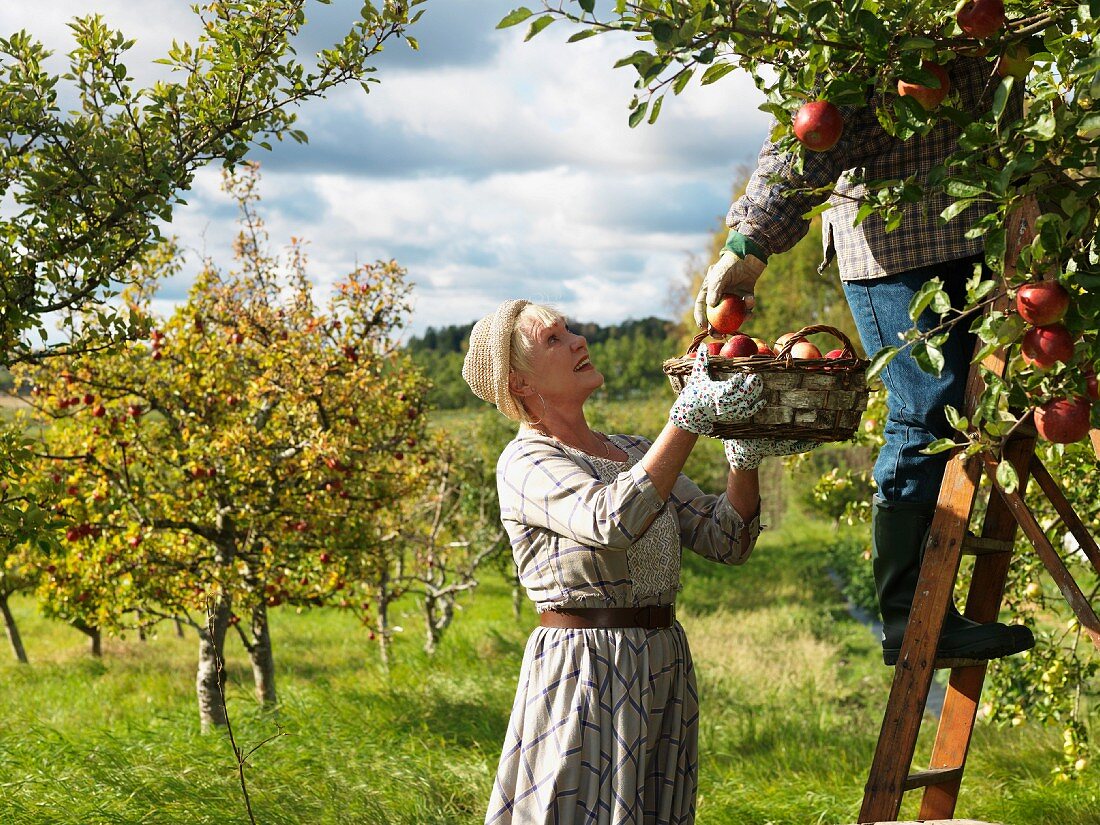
[462,299,530,421]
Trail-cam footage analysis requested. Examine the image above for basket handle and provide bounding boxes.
[683,330,711,357]
[774,324,859,361]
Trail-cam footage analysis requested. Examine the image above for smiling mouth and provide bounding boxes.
[574,356,591,372]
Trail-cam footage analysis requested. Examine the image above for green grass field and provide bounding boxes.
[1,517,1097,824]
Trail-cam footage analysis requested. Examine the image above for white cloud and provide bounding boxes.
[3,0,773,336]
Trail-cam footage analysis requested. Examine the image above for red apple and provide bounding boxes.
[706,295,748,335]
[957,0,1005,39]
[750,337,775,356]
[774,332,799,352]
[719,334,759,358]
[1085,369,1099,402]
[1021,323,1075,368]
[997,43,1032,80]
[695,341,724,357]
[825,348,846,359]
[898,62,951,111]
[230,331,245,345]
[91,404,106,418]
[1035,397,1092,444]
[793,100,843,152]
[790,341,823,359]
[1016,281,1070,326]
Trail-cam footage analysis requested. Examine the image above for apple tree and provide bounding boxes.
[13,164,430,729]
[507,0,1100,774]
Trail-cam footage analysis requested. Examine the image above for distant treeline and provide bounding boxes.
[407,316,683,409]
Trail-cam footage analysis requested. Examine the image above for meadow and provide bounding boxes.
[2,515,1096,825]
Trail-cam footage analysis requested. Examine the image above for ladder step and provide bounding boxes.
[903,766,964,791]
[961,535,1014,555]
[932,657,990,670]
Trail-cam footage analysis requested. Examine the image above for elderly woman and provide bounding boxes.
[463,300,811,825]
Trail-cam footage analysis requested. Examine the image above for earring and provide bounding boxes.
[527,391,547,426]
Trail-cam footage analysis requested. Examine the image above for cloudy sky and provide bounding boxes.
[4,1,773,337]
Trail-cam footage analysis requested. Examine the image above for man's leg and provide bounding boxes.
[843,257,1034,664]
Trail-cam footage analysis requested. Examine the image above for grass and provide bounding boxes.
[2,516,1098,824]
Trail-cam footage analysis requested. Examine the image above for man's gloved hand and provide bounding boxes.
[693,231,768,330]
[723,437,818,470]
[669,350,765,436]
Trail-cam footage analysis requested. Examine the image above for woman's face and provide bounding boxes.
[518,316,604,406]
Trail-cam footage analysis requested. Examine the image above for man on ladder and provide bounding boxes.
[695,54,1034,666]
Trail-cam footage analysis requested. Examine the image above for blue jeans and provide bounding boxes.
[842,257,980,504]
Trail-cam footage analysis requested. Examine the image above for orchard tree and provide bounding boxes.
[353,431,507,660]
[14,165,430,730]
[506,0,1100,774]
[0,0,425,362]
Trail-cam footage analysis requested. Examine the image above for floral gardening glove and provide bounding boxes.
[669,349,765,436]
[723,437,818,470]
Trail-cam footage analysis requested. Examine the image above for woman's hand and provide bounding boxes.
[669,350,764,436]
[724,437,817,470]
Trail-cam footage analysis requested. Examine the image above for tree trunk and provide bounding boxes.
[247,601,277,708]
[0,593,28,664]
[376,588,390,669]
[175,616,185,638]
[196,594,232,731]
[72,619,102,657]
[423,595,439,655]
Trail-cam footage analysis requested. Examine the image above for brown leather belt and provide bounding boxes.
[539,605,675,630]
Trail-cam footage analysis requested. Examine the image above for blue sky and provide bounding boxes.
[4,1,773,337]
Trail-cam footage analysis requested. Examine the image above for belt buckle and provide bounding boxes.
[634,604,670,629]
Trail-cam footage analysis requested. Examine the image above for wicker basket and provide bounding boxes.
[662,324,871,442]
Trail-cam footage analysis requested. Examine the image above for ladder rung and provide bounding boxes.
[961,535,1014,555]
[932,656,989,670]
[904,766,964,791]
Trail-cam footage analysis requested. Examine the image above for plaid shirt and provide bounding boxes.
[497,431,760,613]
[728,56,1022,280]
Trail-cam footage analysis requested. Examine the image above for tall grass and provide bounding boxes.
[2,517,1097,824]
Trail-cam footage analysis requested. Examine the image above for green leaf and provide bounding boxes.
[497,7,534,29]
[672,68,693,95]
[524,15,554,41]
[647,95,663,124]
[899,36,936,50]
[945,179,987,199]
[944,405,968,432]
[578,0,595,12]
[1077,112,1100,139]
[1021,112,1056,141]
[996,459,1019,494]
[940,198,975,224]
[628,101,648,128]
[908,278,945,321]
[866,346,899,382]
[700,63,737,86]
[992,77,1012,123]
[922,438,958,455]
[912,340,945,377]
[567,29,598,43]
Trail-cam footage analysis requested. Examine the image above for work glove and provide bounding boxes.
[723,437,818,470]
[669,350,765,436]
[693,231,768,330]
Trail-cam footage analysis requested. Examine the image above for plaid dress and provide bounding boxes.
[485,431,760,825]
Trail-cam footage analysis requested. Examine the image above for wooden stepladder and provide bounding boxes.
[858,201,1100,823]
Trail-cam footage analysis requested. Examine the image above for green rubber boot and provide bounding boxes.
[871,496,1034,666]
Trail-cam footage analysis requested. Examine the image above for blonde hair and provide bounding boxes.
[509,303,563,424]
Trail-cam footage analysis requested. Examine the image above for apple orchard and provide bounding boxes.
[5,166,505,729]
[508,0,1100,775]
